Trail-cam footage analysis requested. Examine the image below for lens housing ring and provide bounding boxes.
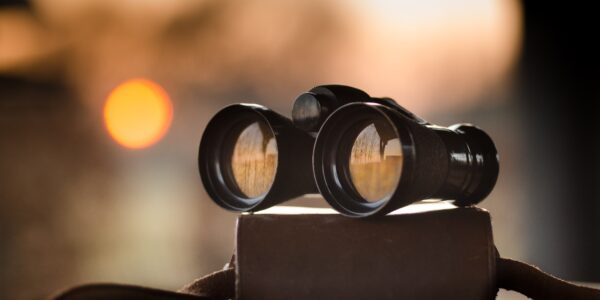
[199,104,316,212]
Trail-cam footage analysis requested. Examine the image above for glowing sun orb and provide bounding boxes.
[103,79,173,149]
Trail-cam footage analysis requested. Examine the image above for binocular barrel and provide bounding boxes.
[198,85,499,217]
[198,104,317,212]
[313,102,499,217]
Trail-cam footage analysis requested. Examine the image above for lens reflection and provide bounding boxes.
[231,122,278,198]
[349,122,403,202]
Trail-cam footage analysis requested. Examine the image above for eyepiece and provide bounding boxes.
[292,85,370,132]
[313,102,499,217]
[199,104,317,212]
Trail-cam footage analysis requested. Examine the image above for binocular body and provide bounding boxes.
[199,85,499,217]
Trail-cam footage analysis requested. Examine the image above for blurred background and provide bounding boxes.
[1,0,598,299]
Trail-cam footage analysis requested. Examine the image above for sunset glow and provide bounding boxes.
[103,79,172,149]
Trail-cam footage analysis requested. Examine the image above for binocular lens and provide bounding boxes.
[348,121,403,202]
[230,121,278,198]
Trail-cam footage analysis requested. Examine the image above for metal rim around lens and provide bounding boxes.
[313,102,416,217]
[199,104,279,212]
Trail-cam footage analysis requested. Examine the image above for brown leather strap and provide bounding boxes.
[53,283,212,300]
[179,268,235,299]
[497,257,600,299]
[53,258,600,299]
[53,268,235,300]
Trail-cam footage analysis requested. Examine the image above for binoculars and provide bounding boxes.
[198,85,499,217]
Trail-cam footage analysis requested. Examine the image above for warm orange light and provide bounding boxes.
[103,79,173,149]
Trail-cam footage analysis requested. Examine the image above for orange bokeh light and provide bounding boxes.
[103,79,173,149]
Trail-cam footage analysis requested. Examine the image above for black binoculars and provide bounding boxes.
[198,85,499,217]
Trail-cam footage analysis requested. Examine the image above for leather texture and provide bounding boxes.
[236,208,496,300]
